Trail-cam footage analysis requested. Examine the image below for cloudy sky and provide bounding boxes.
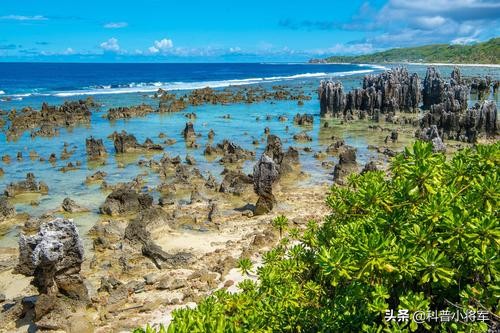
[0,0,499,62]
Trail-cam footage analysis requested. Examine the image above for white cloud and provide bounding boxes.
[413,16,447,29]
[229,47,242,53]
[100,38,120,52]
[0,15,48,21]
[104,22,128,29]
[148,38,174,54]
[63,47,75,55]
[313,43,376,56]
[451,36,479,44]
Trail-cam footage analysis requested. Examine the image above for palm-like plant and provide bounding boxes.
[272,215,289,239]
[237,257,253,276]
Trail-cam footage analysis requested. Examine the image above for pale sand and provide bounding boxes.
[325,61,500,68]
[155,229,244,255]
[0,270,32,299]
[404,62,500,68]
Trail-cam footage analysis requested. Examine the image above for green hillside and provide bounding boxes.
[318,37,500,64]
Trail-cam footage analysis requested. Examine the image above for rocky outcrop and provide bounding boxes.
[15,218,88,298]
[361,161,378,174]
[361,67,420,112]
[183,122,196,140]
[204,140,254,163]
[0,196,15,222]
[107,104,154,120]
[469,76,492,99]
[319,81,345,117]
[333,146,358,185]
[6,101,91,140]
[124,208,192,268]
[422,67,446,109]
[253,154,279,215]
[422,66,468,111]
[319,67,420,117]
[159,98,187,113]
[4,173,49,197]
[112,131,163,153]
[264,135,299,175]
[417,125,446,152]
[293,131,313,141]
[61,197,89,213]
[420,100,498,143]
[219,169,253,195]
[99,189,153,216]
[293,113,313,126]
[14,218,90,331]
[85,170,107,184]
[85,136,107,160]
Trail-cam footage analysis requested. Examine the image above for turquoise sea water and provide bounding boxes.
[0,63,499,248]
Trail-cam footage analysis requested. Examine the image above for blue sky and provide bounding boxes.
[1,0,499,62]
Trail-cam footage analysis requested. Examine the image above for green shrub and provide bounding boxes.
[138,141,499,332]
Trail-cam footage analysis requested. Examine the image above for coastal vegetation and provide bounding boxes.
[136,141,499,332]
[316,37,500,64]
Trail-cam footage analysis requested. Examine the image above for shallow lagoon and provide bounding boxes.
[0,64,499,248]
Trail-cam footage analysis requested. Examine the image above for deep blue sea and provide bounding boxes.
[0,62,377,102]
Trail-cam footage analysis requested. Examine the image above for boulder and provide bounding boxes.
[15,218,88,300]
[333,146,358,184]
[219,169,253,195]
[61,197,89,213]
[99,189,153,216]
[418,125,446,152]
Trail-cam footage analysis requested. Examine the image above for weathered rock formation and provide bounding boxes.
[219,169,253,195]
[0,196,15,222]
[4,173,49,197]
[264,134,299,175]
[14,218,90,331]
[107,104,154,120]
[422,66,468,111]
[293,113,313,126]
[112,131,163,153]
[124,208,192,268]
[420,100,498,142]
[319,67,420,118]
[253,154,279,215]
[183,122,196,140]
[15,218,88,298]
[204,139,255,163]
[85,136,107,160]
[61,197,89,213]
[6,101,91,140]
[99,189,153,216]
[417,125,446,152]
[333,146,358,185]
